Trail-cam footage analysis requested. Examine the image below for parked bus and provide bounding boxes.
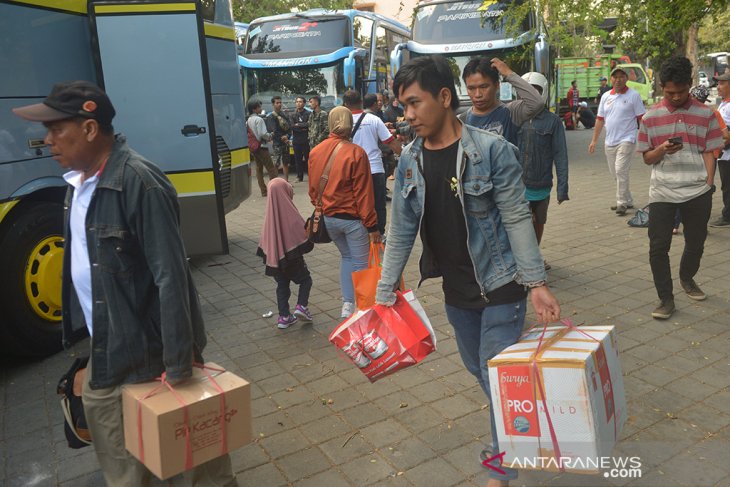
[235,21,249,55]
[391,0,551,110]
[0,0,250,356]
[239,9,411,113]
[699,52,729,87]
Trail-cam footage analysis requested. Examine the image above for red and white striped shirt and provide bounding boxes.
[638,98,724,203]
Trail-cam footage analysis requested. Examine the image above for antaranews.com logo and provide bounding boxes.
[483,452,642,479]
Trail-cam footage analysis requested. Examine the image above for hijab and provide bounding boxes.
[257,178,309,268]
[328,105,353,139]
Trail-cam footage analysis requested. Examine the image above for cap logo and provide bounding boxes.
[83,100,97,113]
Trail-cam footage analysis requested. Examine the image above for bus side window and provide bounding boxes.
[354,16,374,78]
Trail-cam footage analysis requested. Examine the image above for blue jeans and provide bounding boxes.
[445,299,526,481]
[324,216,370,303]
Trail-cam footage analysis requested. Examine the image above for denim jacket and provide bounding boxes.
[376,123,546,305]
[517,109,569,202]
[62,135,206,389]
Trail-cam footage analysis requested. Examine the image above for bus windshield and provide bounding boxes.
[245,16,349,54]
[413,51,531,101]
[413,1,528,44]
[244,63,346,113]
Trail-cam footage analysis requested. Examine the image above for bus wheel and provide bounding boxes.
[0,202,64,357]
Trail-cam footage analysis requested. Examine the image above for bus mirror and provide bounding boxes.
[534,35,549,76]
[390,43,406,76]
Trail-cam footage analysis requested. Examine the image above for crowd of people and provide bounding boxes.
[11,52,728,487]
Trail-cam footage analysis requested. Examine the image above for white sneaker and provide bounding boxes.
[341,301,355,318]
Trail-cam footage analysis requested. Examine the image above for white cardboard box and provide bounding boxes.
[488,325,626,474]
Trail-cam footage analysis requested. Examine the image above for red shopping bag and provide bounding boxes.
[352,243,405,310]
[328,291,435,382]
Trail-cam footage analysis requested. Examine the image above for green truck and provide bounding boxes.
[555,55,653,111]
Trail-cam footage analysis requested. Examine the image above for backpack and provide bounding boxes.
[57,356,92,448]
[247,125,261,153]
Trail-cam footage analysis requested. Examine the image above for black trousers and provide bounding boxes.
[648,189,712,301]
[717,160,730,221]
[372,172,386,235]
[274,263,312,316]
[293,142,310,181]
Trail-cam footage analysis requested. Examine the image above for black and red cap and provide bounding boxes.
[12,80,116,125]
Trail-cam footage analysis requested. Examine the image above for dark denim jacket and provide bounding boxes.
[62,136,206,389]
[517,109,569,202]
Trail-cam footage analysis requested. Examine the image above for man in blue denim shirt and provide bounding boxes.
[376,57,561,487]
[14,81,235,487]
[518,72,569,269]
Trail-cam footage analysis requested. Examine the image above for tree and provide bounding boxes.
[234,0,353,23]
[504,0,729,80]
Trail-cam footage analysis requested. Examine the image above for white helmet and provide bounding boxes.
[521,72,549,105]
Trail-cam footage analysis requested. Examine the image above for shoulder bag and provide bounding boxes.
[306,141,344,243]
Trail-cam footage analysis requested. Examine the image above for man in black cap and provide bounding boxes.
[13,81,236,487]
[595,76,611,104]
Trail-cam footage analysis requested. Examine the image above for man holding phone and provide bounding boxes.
[638,56,724,320]
[589,66,646,216]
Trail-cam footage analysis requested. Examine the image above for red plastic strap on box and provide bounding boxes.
[136,364,229,471]
[528,320,619,472]
[531,324,564,472]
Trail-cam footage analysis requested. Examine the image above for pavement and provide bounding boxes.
[2,128,730,487]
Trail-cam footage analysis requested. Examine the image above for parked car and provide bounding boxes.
[699,71,710,88]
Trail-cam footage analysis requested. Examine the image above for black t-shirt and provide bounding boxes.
[421,140,526,308]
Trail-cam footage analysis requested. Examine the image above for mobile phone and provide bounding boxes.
[668,136,683,145]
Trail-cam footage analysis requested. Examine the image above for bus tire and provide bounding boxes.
[0,202,65,357]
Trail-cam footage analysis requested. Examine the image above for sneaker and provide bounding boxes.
[544,260,552,270]
[651,299,675,319]
[341,301,356,319]
[709,218,730,228]
[294,304,313,322]
[615,204,627,216]
[611,204,634,210]
[680,279,706,301]
[277,314,298,329]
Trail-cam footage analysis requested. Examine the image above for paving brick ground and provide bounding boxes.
[2,129,729,487]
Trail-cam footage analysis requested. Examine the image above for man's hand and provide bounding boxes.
[280,135,288,143]
[588,141,597,153]
[369,231,382,244]
[529,286,561,324]
[490,58,514,78]
[662,139,683,155]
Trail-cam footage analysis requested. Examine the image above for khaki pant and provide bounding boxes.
[605,142,635,207]
[253,148,278,196]
[82,354,237,487]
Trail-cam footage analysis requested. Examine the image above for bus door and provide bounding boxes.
[89,1,228,255]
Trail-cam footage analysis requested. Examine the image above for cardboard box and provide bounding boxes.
[488,325,626,474]
[122,363,251,479]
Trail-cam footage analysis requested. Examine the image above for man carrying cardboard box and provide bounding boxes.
[13,81,236,486]
[376,56,561,487]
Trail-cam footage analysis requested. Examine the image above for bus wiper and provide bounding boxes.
[293,13,341,22]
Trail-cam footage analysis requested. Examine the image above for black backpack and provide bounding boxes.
[57,356,92,448]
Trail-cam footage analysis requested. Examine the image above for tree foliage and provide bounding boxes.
[504,0,729,69]
[233,0,353,24]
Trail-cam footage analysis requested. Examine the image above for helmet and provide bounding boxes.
[690,85,709,103]
[522,72,549,105]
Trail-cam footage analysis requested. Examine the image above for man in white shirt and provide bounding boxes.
[709,72,730,227]
[588,66,646,216]
[343,90,402,236]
